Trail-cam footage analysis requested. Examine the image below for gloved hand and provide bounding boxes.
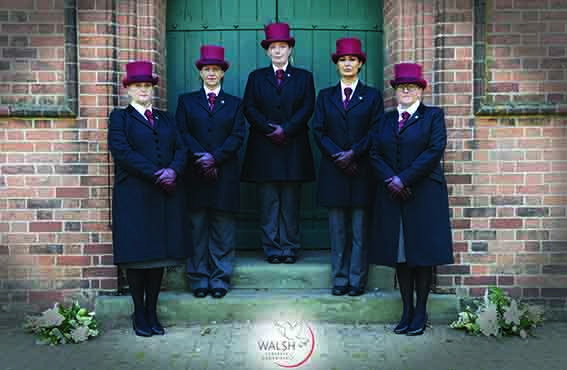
[154,168,177,185]
[194,152,215,171]
[332,149,355,170]
[343,161,359,176]
[266,123,286,145]
[385,176,412,201]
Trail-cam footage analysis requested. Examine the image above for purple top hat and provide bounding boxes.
[122,61,159,88]
[331,37,367,64]
[261,23,296,49]
[390,63,427,89]
[195,45,230,71]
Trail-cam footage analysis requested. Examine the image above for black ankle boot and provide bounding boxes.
[132,311,152,337]
[146,308,165,335]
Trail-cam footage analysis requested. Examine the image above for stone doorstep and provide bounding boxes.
[163,250,397,291]
[95,290,459,325]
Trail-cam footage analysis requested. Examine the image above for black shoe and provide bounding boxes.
[267,256,282,264]
[406,312,428,336]
[331,286,349,296]
[393,309,413,335]
[348,287,365,296]
[211,288,227,298]
[131,313,152,337]
[146,310,165,336]
[193,288,209,298]
[283,256,297,264]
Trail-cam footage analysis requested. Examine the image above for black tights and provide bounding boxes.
[126,268,164,317]
[396,263,433,317]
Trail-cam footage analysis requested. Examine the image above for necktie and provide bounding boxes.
[207,92,217,111]
[343,87,353,109]
[399,111,411,131]
[144,109,154,127]
[276,69,285,86]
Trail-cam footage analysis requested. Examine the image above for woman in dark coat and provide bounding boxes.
[175,45,246,299]
[368,63,453,335]
[241,22,316,264]
[312,38,383,296]
[108,61,189,337]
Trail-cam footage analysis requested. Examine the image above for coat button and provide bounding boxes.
[157,153,161,158]
[154,139,159,143]
[208,128,212,132]
[153,132,158,136]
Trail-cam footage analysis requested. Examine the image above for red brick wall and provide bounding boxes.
[1,0,167,312]
[384,0,567,318]
[1,0,566,318]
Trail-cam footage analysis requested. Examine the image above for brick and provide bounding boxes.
[29,245,64,254]
[27,199,62,209]
[30,222,62,232]
[542,265,567,274]
[55,187,89,198]
[83,267,117,278]
[471,242,489,252]
[490,219,523,228]
[542,288,567,298]
[437,265,470,274]
[464,276,497,285]
[56,256,91,266]
[463,208,496,217]
[464,230,497,240]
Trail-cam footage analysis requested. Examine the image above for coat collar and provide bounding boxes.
[394,102,426,134]
[198,87,227,115]
[330,81,367,117]
[264,65,294,89]
[126,104,157,130]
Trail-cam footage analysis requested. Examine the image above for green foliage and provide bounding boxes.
[450,287,544,338]
[23,301,100,345]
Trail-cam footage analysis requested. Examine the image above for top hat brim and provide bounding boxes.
[261,37,295,49]
[195,59,230,71]
[390,77,427,89]
[122,75,159,88]
[331,52,367,64]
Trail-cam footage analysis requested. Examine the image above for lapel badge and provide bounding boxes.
[221,100,225,104]
[359,96,363,100]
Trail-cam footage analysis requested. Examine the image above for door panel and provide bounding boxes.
[167,0,383,249]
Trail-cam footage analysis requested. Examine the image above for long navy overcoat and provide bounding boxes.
[108,105,190,264]
[175,89,246,213]
[311,82,383,207]
[240,65,316,182]
[368,104,453,267]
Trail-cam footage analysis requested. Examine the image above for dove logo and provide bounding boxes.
[255,320,315,368]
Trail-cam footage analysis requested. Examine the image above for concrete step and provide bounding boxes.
[96,290,459,325]
[163,250,397,291]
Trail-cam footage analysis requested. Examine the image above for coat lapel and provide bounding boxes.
[198,88,211,113]
[279,66,293,90]
[330,83,346,118]
[264,67,278,88]
[127,105,154,130]
[345,82,365,112]
[210,89,227,115]
[399,103,425,134]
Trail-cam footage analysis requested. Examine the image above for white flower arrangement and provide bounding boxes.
[24,301,100,345]
[450,287,544,338]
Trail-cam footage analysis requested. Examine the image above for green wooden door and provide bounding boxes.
[166,0,383,250]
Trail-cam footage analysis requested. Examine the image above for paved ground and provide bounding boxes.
[1,317,566,370]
